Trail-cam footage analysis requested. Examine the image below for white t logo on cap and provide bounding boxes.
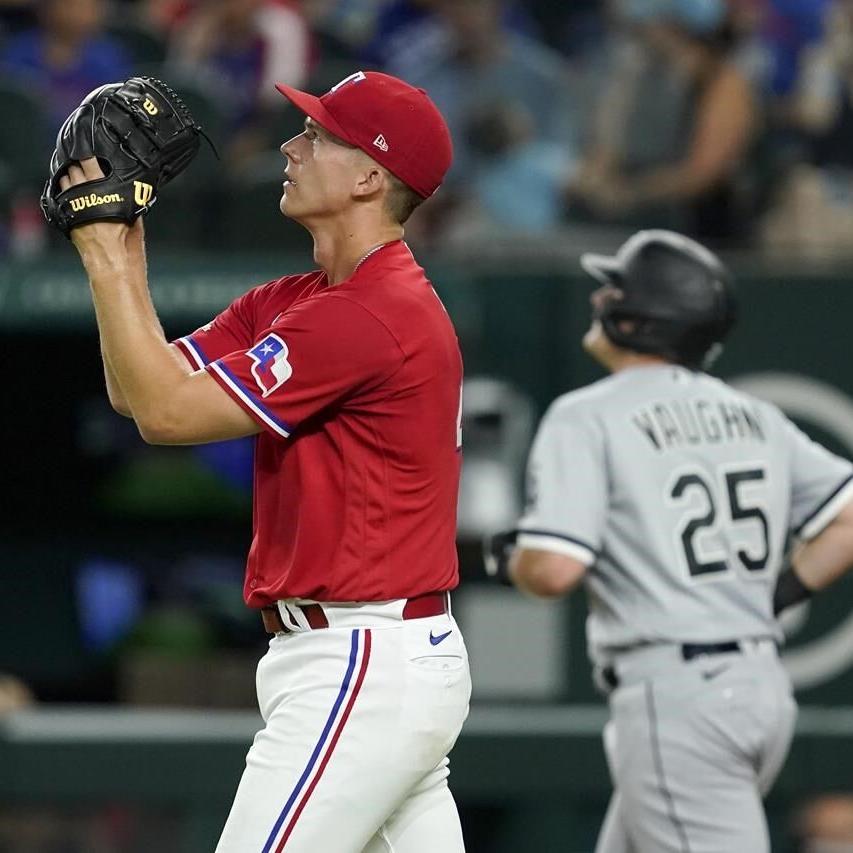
[373,134,389,152]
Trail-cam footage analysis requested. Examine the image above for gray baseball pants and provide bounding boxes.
[594,640,797,853]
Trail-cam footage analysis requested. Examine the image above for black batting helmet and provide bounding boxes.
[580,230,737,368]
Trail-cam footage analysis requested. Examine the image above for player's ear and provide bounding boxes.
[352,162,385,200]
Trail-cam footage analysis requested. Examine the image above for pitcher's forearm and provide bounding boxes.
[101,335,132,416]
[78,231,191,427]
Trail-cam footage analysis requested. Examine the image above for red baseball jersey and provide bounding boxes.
[173,241,463,607]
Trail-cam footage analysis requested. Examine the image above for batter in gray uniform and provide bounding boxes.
[485,230,853,853]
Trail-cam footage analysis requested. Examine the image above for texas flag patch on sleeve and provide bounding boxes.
[247,333,293,397]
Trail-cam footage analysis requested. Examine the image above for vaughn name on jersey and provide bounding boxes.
[632,396,765,452]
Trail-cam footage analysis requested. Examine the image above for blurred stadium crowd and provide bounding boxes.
[2,0,853,256]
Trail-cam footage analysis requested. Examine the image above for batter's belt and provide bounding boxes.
[598,637,779,691]
[261,591,449,634]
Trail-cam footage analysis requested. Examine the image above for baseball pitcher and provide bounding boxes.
[486,230,853,852]
[45,72,471,852]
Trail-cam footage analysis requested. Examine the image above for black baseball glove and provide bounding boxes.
[40,76,205,237]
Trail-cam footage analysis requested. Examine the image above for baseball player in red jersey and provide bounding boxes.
[58,71,471,852]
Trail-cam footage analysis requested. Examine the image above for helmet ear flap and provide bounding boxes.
[599,309,679,362]
[590,282,624,322]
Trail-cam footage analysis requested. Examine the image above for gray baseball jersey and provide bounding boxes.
[517,364,853,665]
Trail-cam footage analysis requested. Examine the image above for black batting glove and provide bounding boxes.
[773,566,814,616]
[483,529,518,586]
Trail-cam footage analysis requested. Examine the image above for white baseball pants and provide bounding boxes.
[215,605,471,853]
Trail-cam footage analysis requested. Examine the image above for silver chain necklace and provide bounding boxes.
[354,241,394,273]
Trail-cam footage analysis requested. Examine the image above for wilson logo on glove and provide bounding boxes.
[41,76,209,237]
[69,192,125,211]
[134,181,154,206]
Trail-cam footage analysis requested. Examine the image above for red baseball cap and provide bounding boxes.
[275,71,452,199]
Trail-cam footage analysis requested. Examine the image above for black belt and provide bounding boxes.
[602,640,745,690]
[681,641,740,661]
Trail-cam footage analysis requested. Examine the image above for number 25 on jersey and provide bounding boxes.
[666,463,771,580]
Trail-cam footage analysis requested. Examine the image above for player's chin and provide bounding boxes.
[583,323,613,365]
[582,323,601,354]
[279,182,300,216]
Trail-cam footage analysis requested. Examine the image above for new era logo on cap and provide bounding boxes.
[275,71,452,198]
